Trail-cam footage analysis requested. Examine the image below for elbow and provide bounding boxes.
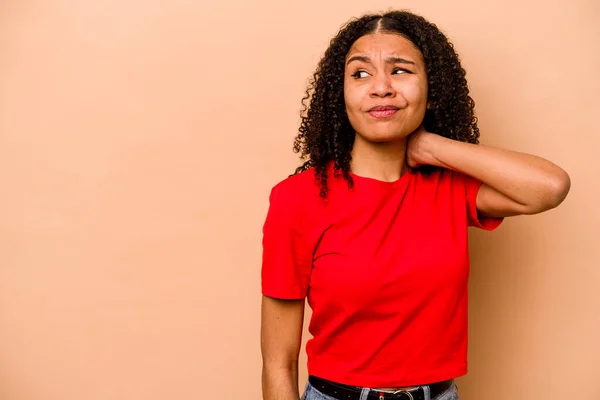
[527,170,571,214]
[546,169,571,209]
[261,355,299,373]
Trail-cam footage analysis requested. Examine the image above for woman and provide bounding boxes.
[260,10,570,400]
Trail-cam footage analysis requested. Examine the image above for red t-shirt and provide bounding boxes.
[261,163,503,387]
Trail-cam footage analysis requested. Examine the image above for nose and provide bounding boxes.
[370,72,395,98]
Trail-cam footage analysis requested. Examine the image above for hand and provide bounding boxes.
[406,125,442,168]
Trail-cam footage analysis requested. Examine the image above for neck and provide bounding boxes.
[350,134,408,182]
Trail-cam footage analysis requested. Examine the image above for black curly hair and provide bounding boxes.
[292,10,480,198]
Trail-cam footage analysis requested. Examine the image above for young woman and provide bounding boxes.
[260,10,570,400]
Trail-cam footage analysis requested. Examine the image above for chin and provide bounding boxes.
[360,131,410,144]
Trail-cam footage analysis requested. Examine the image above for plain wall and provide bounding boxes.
[0,0,598,399]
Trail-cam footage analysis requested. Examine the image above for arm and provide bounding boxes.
[407,129,571,217]
[261,295,305,400]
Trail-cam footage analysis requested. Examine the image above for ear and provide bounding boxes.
[426,100,433,109]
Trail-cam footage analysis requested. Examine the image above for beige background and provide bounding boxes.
[0,0,598,399]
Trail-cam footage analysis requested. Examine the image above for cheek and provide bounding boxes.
[343,86,362,117]
[399,81,428,108]
[417,81,429,107]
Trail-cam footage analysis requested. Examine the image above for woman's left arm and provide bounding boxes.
[407,130,571,218]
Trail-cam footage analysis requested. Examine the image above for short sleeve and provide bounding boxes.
[261,183,314,299]
[459,172,504,231]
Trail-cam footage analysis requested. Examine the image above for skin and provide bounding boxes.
[344,33,429,183]
[261,32,571,399]
[261,297,305,400]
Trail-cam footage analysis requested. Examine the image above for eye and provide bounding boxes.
[351,70,370,79]
[392,68,411,75]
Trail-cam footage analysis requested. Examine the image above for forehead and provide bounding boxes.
[346,33,423,61]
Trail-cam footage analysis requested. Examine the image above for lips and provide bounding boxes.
[369,105,399,111]
[368,105,399,118]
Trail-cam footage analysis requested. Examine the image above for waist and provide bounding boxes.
[307,355,467,389]
[308,375,455,400]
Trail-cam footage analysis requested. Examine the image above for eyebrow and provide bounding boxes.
[345,55,416,66]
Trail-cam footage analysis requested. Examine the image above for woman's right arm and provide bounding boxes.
[261,295,306,400]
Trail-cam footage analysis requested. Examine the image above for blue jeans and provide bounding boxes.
[301,380,460,400]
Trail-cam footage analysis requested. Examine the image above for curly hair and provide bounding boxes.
[292,10,480,198]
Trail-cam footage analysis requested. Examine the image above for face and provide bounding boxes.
[344,33,429,143]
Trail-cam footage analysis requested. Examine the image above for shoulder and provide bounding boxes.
[415,166,472,186]
[264,168,326,236]
[413,166,454,185]
[412,167,481,202]
[269,168,319,200]
[267,168,323,216]
[271,168,318,193]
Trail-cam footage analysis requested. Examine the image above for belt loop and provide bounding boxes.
[359,387,370,400]
[422,384,431,400]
